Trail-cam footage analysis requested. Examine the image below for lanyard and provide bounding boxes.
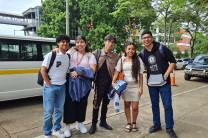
[76,52,85,66]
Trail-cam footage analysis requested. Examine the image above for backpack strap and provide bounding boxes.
[47,51,56,73]
[96,49,101,62]
[87,52,92,60]
[67,53,71,60]
[159,43,165,58]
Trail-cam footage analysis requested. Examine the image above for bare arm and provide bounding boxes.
[112,70,119,88]
[90,64,96,74]
[138,73,143,96]
[164,63,176,80]
[41,66,51,86]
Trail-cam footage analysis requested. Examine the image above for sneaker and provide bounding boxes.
[45,136,52,138]
[149,124,162,133]
[76,123,87,133]
[166,128,177,138]
[52,129,65,138]
[64,126,71,137]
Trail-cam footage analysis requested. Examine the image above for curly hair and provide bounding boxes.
[125,42,140,83]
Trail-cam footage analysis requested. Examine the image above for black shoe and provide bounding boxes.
[99,122,113,130]
[149,124,162,133]
[166,128,177,138]
[89,124,97,134]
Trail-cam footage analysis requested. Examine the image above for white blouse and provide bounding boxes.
[115,56,144,82]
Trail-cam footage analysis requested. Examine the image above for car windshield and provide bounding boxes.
[193,56,208,64]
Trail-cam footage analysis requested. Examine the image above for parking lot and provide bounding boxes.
[0,70,208,138]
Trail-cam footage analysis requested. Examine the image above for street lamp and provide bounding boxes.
[66,0,69,36]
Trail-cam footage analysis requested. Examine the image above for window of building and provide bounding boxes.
[71,28,78,40]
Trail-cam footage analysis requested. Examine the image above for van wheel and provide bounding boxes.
[184,74,191,80]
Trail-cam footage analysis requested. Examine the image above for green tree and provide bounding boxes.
[37,0,127,52]
[194,32,208,56]
[152,0,185,45]
[111,0,156,44]
[78,0,127,52]
[183,49,189,57]
[175,48,182,59]
[181,0,208,57]
[36,0,66,38]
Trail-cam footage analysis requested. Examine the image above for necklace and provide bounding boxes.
[76,52,85,66]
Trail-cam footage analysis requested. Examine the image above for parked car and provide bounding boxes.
[184,55,208,80]
[181,58,193,67]
[175,59,185,70]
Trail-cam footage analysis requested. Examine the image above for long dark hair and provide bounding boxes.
[125,42,140,83]
[75,35,90,52]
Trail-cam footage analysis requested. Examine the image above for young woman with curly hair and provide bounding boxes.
[112,42,144,133]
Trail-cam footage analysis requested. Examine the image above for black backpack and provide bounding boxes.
[37,52,71,86]
[37,51,56,86]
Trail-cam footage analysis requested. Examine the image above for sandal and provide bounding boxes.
[125,123,132,133]
[132,122,138,132]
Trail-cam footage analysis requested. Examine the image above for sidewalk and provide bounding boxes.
[56,84,208,138]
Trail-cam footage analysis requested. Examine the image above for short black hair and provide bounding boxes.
[141,30,152,37]
[104,34,116,43]
[56,34,70,43]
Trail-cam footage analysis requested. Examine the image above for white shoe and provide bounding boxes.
[52,129,65,138]
[76,123,87,133]
[64,126,71,137]
[44,136,52,138]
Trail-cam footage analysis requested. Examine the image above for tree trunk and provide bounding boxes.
[191,27,198,57]
[167,19,173,47]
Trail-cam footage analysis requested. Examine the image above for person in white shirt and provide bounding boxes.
[55,35,96,137]
[41,34,70,138]
[112,42,144,133]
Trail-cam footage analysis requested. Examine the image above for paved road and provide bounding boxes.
[0,70,207,138]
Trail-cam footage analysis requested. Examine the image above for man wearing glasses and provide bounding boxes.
[139,30,177,138]
[89,34,119,134]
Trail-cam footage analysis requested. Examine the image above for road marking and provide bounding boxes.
[172,84,208,97]
[34,84,208,138]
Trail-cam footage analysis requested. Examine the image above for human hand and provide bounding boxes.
[51,48,59,53]
[68,46,76,52]
[163,74,168,81]
[112,82,116,88]
[70,71,78,79]
[138,87,143,97]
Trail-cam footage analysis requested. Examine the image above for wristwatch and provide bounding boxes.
[164,74,169,78]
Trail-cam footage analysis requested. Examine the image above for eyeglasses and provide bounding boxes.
[107,40,115,44]
[142,36,152,40]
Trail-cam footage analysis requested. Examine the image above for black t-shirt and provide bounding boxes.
[139,42,176,85]
[96,60,112,87]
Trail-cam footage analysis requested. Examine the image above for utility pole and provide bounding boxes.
[66,0,69,36]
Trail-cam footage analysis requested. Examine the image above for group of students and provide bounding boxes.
[41,30,177,138]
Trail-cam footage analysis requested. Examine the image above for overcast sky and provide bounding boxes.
[0,0,42,36]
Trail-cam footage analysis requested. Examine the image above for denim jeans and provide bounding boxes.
[148,84,174,128]
[43,84,66,136]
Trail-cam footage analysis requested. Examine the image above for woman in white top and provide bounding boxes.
[112,42,144,133]
[63,35,96,137]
